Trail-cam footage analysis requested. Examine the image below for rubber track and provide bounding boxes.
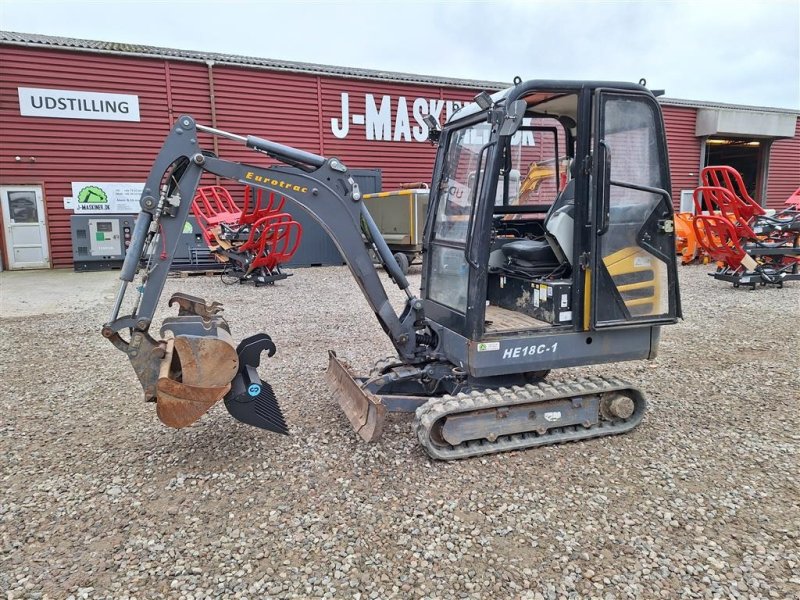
[413,375,646,460]
[368,355,405,378]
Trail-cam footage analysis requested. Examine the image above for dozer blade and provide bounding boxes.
[327,350,386,442]
[156,332,239,428]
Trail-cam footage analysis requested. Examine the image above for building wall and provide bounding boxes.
[766,119,800,208]
[660,105,702,210]
[0,47,173,266]
[1,43,798,268]
[0,46,479,267]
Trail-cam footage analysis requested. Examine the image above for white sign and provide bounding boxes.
[64,182,145,213]
[330,92,536,146]
[332,93,463,143]
[18,87,140,122]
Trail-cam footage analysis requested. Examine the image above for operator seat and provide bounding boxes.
[500,170,576,268]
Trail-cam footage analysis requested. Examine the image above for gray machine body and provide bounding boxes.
[107,103,676,404]
[270,166,381,267]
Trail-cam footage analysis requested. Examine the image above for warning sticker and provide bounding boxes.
[477,342,500,352]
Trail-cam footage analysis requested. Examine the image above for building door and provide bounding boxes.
[0,185,50,269]
[704,138,766,204]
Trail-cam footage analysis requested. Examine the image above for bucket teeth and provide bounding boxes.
[222,333,288,435]
[224,379,289,435]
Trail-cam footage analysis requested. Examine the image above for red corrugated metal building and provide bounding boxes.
[1,32,798,269]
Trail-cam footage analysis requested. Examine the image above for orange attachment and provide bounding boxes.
[674,212,708,264]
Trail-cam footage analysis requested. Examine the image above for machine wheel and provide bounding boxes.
[393,252,409,276]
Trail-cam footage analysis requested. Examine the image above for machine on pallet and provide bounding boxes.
[191,185,303,286]
[362,186,429,275]
[692,166,800,289]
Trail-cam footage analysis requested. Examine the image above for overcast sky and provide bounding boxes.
[1,0,798,109]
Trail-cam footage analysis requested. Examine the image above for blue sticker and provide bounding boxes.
[248,383,262,397]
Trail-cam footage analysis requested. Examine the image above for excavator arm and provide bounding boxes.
[103,116,424,432]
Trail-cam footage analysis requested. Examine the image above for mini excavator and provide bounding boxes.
[102,80,681,460]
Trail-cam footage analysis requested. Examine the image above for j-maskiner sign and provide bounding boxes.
[330,92,535,146]
[18,87,141,122]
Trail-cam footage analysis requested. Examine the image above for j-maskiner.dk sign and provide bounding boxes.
[17,87,140,122]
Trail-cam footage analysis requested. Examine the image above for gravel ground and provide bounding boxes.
[1,264,798,600]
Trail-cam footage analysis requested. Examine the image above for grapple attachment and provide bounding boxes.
[223,334,288,435]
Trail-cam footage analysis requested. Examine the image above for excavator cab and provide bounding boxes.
[104,79,680,460]
[422,84,680,379]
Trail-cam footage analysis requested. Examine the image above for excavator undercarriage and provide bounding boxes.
[104,79,680,460]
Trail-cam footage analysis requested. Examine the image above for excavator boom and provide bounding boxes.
[103,116,423,433]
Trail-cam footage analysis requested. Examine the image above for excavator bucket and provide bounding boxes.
[155,331,239,428]
[137,294,287,433]
[326,351,386,442]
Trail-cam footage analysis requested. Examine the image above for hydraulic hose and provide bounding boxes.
[120,211,152,282]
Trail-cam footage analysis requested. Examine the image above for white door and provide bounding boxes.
[1,185,51,269]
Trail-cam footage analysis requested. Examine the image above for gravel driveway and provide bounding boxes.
[1,264,798,599]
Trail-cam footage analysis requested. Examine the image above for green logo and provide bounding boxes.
[78,185,108,204]
[478,343,487,351]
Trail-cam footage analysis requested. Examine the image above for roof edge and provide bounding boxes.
[2,31,798,115]
[0,30,508,92]
[658,96,799,116]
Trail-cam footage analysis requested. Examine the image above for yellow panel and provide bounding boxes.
[602,246,665,317]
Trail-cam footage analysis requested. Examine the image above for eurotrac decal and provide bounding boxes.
[18,87,140,122]
[330,92,537,146]
[244,171,308,193]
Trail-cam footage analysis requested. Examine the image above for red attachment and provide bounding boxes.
[191,186,243,245]
[786,187,800,209]
[691,214,747,271]
[692,186,757,240]
[240,187,287,226]
[245,213,303,272]
[191,185,303,278]
[701,166,765,221]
